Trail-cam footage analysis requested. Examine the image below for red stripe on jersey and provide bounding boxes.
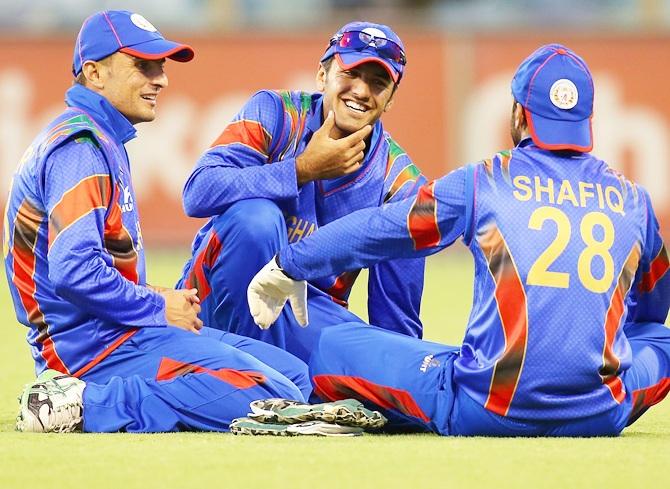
[183,231,223,301]
[638,244,669,293]
[312,374,430,422]
[103,183,138,283]
[325,270,360,305]
[72,328,139,378]
[210,120,269,156]
[40,336,69,373]
[480,226,528,417]
[407,181,441,250]
[629,378,670,424]
[599,245,640,403]
[156,357,267,388]
[12,200,44,327]
[11,200,68,372]
[48,175,111,247]
[599,286,626,402]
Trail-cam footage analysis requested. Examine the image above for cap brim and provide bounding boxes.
[119,39,194,62]
[525,108,593,152]
[335,53,400,83]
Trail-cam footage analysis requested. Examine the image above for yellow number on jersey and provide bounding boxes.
[578,212,615,293]
[527,207,571,288]
[526,207,615,293]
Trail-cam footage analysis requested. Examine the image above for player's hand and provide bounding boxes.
[247,256,308,329]
[146,283,171,294]
[160,288,203,334]
[295,111,372,185]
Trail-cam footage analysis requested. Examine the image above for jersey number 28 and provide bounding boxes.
[526,206,614,293]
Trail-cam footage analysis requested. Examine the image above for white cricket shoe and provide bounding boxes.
[16,369,85,433]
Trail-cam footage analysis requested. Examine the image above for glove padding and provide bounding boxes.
[247,256,308,329]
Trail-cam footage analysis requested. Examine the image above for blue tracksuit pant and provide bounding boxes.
[80,326,310,432]
[309,321,670,436]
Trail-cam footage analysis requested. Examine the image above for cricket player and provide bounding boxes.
[246,44,670,436]
[5,10,336,434]
[177,22,427,362]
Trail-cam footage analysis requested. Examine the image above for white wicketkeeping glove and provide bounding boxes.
[247,256,308,329]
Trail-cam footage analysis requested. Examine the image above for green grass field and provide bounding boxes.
[0,248,668,489]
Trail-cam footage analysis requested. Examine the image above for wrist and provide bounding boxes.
[295,155,311,185]
[274,254,296,280]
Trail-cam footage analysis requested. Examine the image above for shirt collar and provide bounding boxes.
[516,137,534,148]
[65,84,137,144]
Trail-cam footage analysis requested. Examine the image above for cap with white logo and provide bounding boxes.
[72,10,194,76]
[511,44,594,152]
[321,21,406,83]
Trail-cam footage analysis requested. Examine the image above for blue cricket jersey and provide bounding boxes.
[181,90,427,337]
[3,85,166,376]
[279,138,670,420]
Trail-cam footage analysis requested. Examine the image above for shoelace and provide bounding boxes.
[48,401,82,433]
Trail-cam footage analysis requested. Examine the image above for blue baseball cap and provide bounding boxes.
[321,22,406,83]
[511,44,594,152]
[72,10,194,76]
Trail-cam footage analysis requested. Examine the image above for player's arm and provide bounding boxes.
[367,158,428,337]
[182,90,297,218]
[625,189,670,324]
[280,166,469,281]
[249,167,470,328]
[44,139,167,327]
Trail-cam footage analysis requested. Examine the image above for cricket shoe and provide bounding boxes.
[230,417,363,437]
[248,398,387,429]
[16,369,85,433]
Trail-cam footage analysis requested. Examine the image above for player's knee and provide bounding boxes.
[215,199,286,248]
[286,361,312,400]
[312,322,362,367]
[266,374,306,402]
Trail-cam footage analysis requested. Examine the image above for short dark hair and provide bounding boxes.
[320,56,335,72]
[74,71,87,86]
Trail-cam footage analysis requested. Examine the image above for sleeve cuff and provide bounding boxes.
[270,158,299,199]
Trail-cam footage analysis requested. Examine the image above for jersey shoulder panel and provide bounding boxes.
[382,134,423,203]
[268,90,314,162]
[41,110,109,153]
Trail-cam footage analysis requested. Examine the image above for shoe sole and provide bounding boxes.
[230,418,363,437]
[230,419,292,436]
[249,401,386,429]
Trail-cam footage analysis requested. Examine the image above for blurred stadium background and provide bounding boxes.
[1,0,669,248]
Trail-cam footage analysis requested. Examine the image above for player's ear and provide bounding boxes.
[81,60,105,90]
[513,101,526,130]
[383,93,395,112]
[316,63,327,92]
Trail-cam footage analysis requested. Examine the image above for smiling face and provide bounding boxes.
[317,58,396,139]
[82,52,168,125]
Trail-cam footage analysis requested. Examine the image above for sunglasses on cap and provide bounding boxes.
[328,30,407,66]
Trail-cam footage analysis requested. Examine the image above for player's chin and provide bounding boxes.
[336,117,369,136]
[135,109,157,124]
